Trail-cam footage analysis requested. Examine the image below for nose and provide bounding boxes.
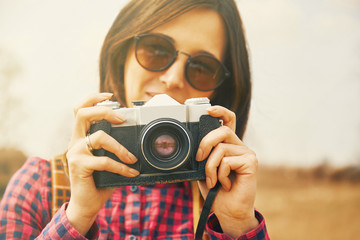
[159,53,188,90]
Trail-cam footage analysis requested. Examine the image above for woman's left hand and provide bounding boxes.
[196,106,259,238]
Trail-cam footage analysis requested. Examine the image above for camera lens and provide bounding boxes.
[152,133,178,159]
[140,118,192,171]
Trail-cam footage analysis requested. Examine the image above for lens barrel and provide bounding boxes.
[140,119,192,171]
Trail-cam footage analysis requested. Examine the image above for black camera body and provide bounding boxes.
[90,94,221,188]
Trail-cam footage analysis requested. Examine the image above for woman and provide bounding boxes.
[0,0,269,239]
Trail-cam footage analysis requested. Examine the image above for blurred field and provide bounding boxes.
[256,165,360,240]
[0,148,359,239]
[0,148,27,196]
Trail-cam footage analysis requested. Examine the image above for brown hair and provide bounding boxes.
[99,0,251,138]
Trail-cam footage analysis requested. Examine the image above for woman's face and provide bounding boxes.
[124,8,227,105]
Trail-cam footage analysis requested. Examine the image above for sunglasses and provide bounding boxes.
[134,33,230,92]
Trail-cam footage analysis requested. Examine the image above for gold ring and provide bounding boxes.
[85,134,94,152]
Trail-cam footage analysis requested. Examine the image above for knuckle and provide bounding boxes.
[252,156,259,168]
[248,150,257,162]
[117,144,127,155]
[229,110,236,120]
[218,172,228,181]
[205,161,217,173]
[93,130,111,149]
[247,153,258,170]
[212,144,225,159]
[66,153,80,168]
[73,106,80,116]
[92,130,107,144]
[217,143,226,152]
[220,160,231,174]
[105,107,114,117]
[94,130,106,138]
[205,164,212,173]
[116,163,124,172]
[199,137,209,149]
[98,157,110,168]
[67,142,83,161]
[76,108,87,120]
[248,147,256,156]
[216,142,224,148]
[65,150,74,163]
[99,106,113,117]
[222,157,230,166]
[221,125,233,136]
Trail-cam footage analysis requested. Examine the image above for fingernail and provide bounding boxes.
[206,177,213,189]
[196,148,203,161]
[128,152,137,163]
[129,168,139,176]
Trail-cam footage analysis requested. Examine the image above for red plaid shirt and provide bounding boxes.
[0,157,269,239]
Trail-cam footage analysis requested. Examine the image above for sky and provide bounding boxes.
[0,0,359,166]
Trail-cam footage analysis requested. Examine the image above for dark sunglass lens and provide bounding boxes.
[186,55,225,91]
[136,35,176,71]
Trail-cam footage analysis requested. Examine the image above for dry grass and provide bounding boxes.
[256,165,360,240]
[1,149,359,239]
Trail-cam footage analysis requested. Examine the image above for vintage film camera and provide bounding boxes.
[90,94,221,187]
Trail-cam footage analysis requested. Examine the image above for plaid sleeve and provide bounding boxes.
[206,210,269,240]
[0,157,99,240]
[0,157,52,239]
[41,203,99,239]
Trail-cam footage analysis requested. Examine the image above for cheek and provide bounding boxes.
[124,52,143,95]
[124,55,139,103]
[125,47,156,82]
[124,53,158,104]
[187,88,214,100]
[125,64,153,91]
[124,50,136,84]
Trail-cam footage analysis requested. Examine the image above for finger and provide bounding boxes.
[204,143,248,188]
[74,106,125,138]
[196,126,243,162]
[84,155,139,177]
[217,154,258,191]
[207,106,236,131]
[74,92,113,116]
[89,130,137,164]
[217,156,238,191]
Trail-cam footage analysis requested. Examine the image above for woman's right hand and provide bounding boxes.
[65,93,139,235]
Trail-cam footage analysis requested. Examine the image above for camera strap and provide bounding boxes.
[195,181,221,240]
[50,153,71,217]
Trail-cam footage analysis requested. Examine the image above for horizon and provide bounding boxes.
[0,0,359,167]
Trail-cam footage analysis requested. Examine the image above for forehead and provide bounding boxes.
[149,8,227,60]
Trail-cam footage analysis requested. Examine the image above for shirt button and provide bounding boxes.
[130,186,138,193]
[129,235,137,240]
